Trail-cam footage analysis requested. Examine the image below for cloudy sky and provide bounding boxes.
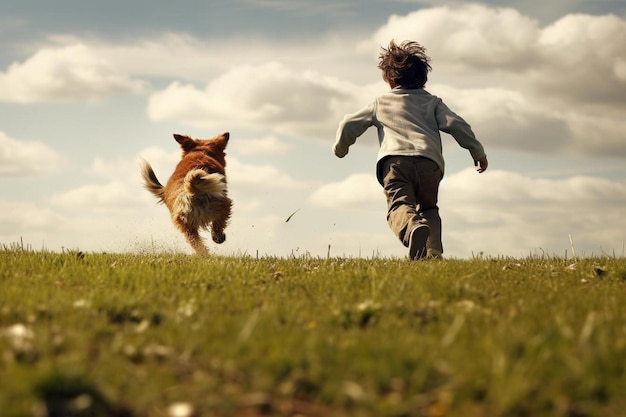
[1,0,625,259]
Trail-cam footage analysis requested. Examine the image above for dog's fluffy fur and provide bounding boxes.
[140,132,232,255]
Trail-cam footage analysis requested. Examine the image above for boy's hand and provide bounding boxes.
[475,157,488,173]
[333,144,348,158]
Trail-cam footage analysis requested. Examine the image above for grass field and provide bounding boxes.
[1,245,626,417]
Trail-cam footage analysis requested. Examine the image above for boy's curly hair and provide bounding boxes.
[378,40,432,89]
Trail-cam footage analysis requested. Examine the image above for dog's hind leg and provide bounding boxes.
[210,197,233,244]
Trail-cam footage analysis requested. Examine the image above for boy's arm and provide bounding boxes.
[436,100,487,169]
[333,104,375,158]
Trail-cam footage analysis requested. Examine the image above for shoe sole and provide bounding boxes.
[409,226,430,260]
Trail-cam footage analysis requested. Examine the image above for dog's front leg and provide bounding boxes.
[173,217,209,255]
[184,227,209,255]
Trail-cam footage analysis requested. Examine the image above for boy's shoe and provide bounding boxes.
[426,249,443,260]
[409,225,430,260]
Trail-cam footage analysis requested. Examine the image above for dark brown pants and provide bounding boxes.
[381,156,444,256]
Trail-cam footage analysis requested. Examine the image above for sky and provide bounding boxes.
[1,0,625,259]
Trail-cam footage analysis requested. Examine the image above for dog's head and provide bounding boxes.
[173,132,229,165]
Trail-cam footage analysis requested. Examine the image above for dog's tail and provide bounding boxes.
[140,159,166,203]
[184,169,227,198]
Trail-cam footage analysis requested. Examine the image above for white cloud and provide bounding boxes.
[563,111,626,157]
[228,157,306,190]
[46,150,172,209]
[0,132,64,176]
[533,13,626,105]
[91,156,141,180]
[429,84,570,154]
[304,169,626,258]
[231,135,292,155]
[71,32,373,85]
[6,164,626,258]
[439,169,626,257]
[0,199,67,236]
[364,4,541,70]
[47,148,305,213]
[430,82,626,158]
[0,43,146,103]
[49,151,164,209]
[137,147,180,181]
[0,196,179,254]
[90,33,226,83]
[136,5,625,158]
[309,173,384,210]
[365,5,626,107]
[147,62,364,139]
[49,181,145,209]
[9,149,313,254]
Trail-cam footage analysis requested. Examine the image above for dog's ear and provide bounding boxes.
[213,132,230,150]
[173,134,197,153]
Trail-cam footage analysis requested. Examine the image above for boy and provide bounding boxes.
[333,40,488,259]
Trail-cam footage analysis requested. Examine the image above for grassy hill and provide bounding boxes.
[1,246,625,416]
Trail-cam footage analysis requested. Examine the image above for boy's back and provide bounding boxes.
[335,87,485,184]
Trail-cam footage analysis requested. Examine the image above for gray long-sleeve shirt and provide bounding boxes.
[333,87,487,184]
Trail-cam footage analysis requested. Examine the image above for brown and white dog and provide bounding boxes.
[140,132,232,255]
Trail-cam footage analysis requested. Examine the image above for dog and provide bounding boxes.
[140,132,232,255]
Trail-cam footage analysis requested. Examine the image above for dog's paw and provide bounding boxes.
[212,233,226,244]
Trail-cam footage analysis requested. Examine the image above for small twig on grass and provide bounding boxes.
[569,234,577,259]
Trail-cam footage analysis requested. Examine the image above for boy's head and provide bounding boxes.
[378,40,431,89]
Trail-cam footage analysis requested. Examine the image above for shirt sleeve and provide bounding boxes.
[435,99,486,161]
[333,103,376,158]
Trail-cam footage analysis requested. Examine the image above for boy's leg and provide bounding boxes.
[414,159,444,257]
[381,157,429,253]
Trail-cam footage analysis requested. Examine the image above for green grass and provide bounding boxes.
[1,246,626,416]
